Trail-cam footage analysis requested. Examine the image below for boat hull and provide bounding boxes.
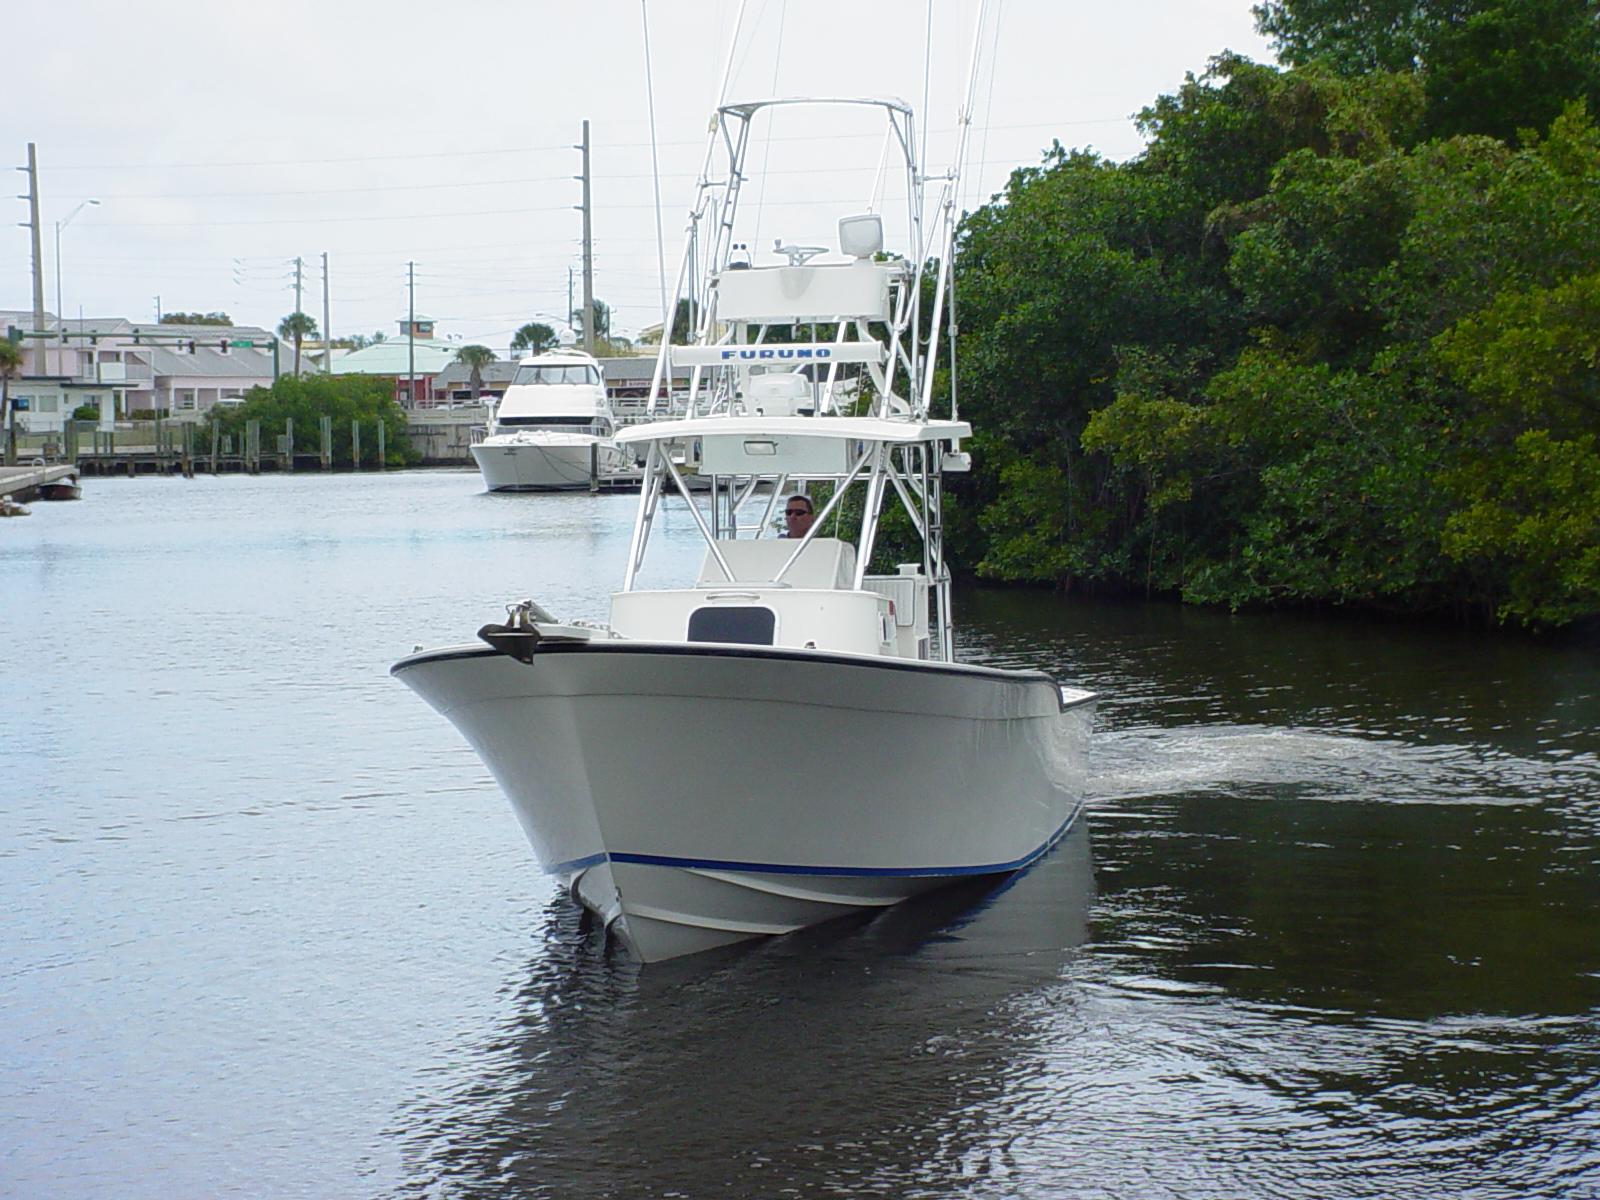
[392,641,1095,961]
[471,434,634,492]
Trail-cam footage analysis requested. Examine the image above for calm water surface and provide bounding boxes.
[3,471,1597,1198]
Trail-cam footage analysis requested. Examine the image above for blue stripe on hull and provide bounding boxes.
[545,807,1081,880]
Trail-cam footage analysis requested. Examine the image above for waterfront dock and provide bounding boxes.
[588,464,645,492]
[6,411,648,489]
[0,462,79,500]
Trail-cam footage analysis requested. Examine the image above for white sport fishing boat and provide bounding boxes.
[395,21,1096,963]
[470,350,634,491]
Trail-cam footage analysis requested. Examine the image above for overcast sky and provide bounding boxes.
[5,1,1273,352]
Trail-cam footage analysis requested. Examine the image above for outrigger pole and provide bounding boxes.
[918,0,990,421]
[645,0,750,417]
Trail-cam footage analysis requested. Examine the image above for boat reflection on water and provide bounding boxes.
[392,824,1095,1197]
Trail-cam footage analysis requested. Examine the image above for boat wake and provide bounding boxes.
[1089,724,1600,810]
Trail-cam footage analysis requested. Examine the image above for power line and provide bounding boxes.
[46,143,578,171]
[67,159,980,202]
[44,118,1132,173]
[78,173,604,201]
[91,203,584,229]
[84,193,931,229]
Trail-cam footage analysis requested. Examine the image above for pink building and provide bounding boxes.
[1,311,276,431]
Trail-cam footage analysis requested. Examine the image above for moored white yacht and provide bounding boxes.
[470,350,634,491]
[395,21,1096,963]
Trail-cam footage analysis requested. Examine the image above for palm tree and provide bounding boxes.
[454,344,497,402]
[670,297,695,344]
[572,298,611,347]
[277,312,319,376]
[0,338,21,466]
[510,321,558,356]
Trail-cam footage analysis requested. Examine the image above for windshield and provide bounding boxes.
[513,364,601,386]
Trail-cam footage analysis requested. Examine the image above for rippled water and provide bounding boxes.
[3,471,1597,1198]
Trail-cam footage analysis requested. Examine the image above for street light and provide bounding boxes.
[54,198,100,333]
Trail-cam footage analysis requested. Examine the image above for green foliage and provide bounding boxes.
[976,457,1094,585]
[276,311,319,341]
[957,147,1230,450]
[1191,350,1450,608]
[946,22,1600,627]
[670,297,695,344]
[1226,150,1413,364]
[71,403,99,421]
[572,299,610,342]
[209,374,417,467]
[1253,0,1600,142]
[1081,378,1214,517]
[954,117,1260,594]
[277,311,320,376]
[1435,269,1600,438]
[1082,349,1454,609]
[1397,105,1600,340]
[1438,430,1600,625]
[454,345,497,366]
[159,311,232,325]
[511,322,558,355]
[1422,0,1600,142]
[1254,0,1473,74]
[1431,271,1600,622]
[0,338,19,462]
[454,344,497,399]
[1138,56,1423,208]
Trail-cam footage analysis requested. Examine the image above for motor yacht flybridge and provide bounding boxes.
[395,49,1096,961]
[470,350,633,491]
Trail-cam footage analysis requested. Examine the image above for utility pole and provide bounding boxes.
[407,260,416,408]
[20,144,45,341]
[578,119,595,354]
[568,267,574,335]
[321,251,331,374]
[154,295,161,322]
[13,144,45,466]
[293,255,303,317]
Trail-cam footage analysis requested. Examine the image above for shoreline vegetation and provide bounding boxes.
[211,374,418,469]
[946,0,1600,631]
